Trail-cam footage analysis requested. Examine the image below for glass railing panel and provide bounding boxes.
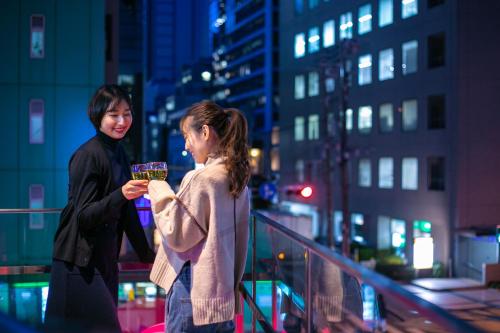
[309,252,366,332]
[251,218,277,326]
[251,212,487,333]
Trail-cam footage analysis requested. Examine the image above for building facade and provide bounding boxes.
[279,0,500,277]
[210,0,280,180]
[0,0,111,264]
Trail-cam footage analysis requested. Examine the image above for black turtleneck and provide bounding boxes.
[96,131,130,189]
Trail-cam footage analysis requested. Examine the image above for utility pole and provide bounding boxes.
[338,38,358,258]
[319,61,334,248]
[318,39,358,255]
[339,41,351,257]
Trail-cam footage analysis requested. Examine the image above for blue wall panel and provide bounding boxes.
[0,1,19,84]
[55,0,90,85]
[90,0,105,86]
[54,87,94,170]
[0,86,19,169]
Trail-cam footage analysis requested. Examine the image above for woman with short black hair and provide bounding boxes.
[45,84,155,332]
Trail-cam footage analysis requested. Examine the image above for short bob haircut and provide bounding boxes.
[87,84,132,130]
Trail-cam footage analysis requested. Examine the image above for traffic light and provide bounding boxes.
[285,184,314,199]
[300,186,313,198]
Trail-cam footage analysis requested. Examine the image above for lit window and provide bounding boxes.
[379,103,394,132]
[352,213,365,243]
[294,33,306,58]
[358,106,372,134]
[308,72,319,96]
[325,77,335,93]
[30,15,45,59]
[308,27,320,53]
[358,54,372,85]
[379,48,394,81]
[391,219,406,257]
[271,147,280,171]
[402,0,418,19]
[296,159,305,182]
[339,12,353,40]
[271,127,280,145]
[294,117,305,141]
[377,216,391,249]
[29,99,45,144]
[323,20,335,48]
[358,4,372,35]
[334,211,343,242]
[308,114,320,140]
[379,157,394,188]
[402,40,418,75]
[402,99,418,131]
[379,0,393,27]
[358,159,372,187]
[346,108,353,131]
[402,157,418,190]
[295,75,305,99]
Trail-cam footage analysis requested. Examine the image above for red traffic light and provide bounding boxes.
[300,186,313,198]
[285,184,314,199]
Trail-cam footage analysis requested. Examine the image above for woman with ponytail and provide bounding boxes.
[147,101,251,332]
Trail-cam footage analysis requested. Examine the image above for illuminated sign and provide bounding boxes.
[413,237,434,269]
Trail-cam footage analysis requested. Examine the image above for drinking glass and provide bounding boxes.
[130,163,149,180]
[146,162,168,180]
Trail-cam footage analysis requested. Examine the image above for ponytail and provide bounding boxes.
[220,108,251,197]
[182,101,250,197]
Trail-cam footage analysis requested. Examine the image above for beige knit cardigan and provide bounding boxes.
[147,156,250,325]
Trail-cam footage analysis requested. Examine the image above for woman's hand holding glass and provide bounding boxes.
[122,179,149,200]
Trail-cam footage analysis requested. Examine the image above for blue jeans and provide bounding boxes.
[165,263,235,333]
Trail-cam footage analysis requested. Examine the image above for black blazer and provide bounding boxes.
[52,135,154,267]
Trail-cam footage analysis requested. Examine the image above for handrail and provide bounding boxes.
[250,210,485,333]
[0,208,63,214]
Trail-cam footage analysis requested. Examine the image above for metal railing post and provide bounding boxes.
[305,248,312,332]
[252,215,257,333]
